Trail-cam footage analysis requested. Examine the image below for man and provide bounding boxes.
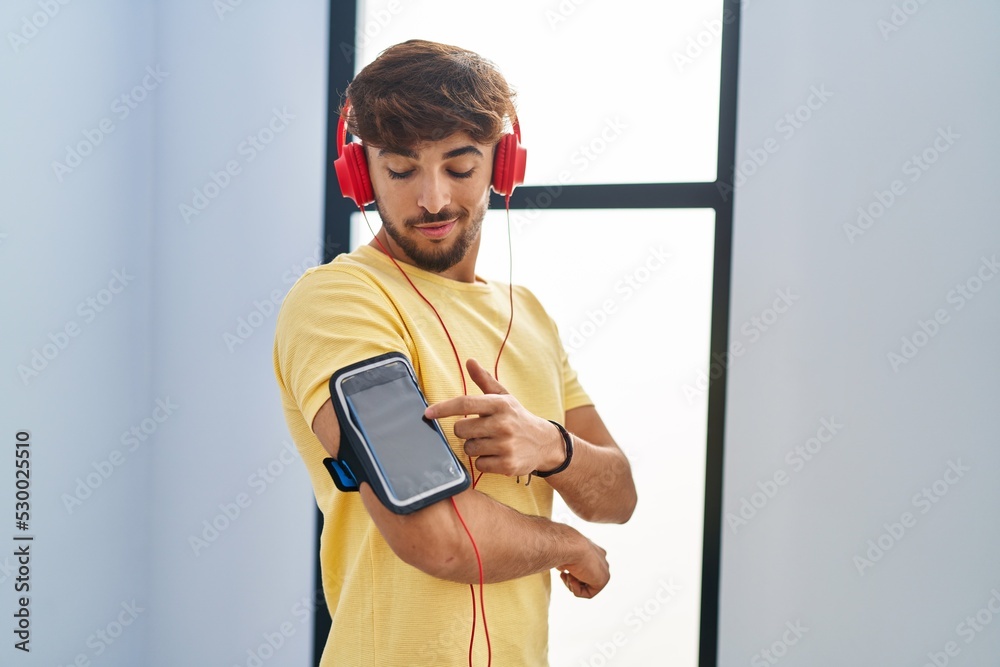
[273,39,636,666]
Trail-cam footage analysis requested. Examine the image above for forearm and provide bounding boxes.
[360,483,585,585]
[544,427,637,524]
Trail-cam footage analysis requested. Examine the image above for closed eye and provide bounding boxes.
[387,168,475,180]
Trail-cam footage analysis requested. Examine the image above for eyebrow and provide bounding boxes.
[377,146,418,159]
[443,146,484,160]
[376,145,484,160]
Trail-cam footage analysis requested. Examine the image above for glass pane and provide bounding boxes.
[354,0,722,185]
[352,208,715,666]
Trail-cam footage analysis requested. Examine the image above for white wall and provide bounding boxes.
[1,1,155,663]
[720,1,1000,665]
[147,2,327,665]
[1,1,326,664]
[9,1,995,664]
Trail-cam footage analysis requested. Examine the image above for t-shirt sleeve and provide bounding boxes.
[556,324,593,412]
[515,285,593,413]
[274,267,411,429]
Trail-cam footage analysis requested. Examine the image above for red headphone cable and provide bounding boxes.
[360,203,515,667]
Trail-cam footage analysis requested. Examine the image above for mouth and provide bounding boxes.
[413,218,457,239]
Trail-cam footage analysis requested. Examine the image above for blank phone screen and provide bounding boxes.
[345,375,464,503]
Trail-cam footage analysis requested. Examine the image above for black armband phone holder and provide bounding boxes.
[322,352,470,514]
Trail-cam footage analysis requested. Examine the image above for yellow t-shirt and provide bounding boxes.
[273,244,592,667]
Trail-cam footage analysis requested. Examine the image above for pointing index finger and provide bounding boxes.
[424,394,499,420]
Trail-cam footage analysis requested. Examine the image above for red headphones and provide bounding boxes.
[333,100,527,207]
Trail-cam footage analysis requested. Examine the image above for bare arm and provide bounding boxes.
[312,399,610,598]
[544,405,637,524]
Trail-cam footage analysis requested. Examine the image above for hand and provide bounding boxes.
[557,536,610,599]
[423,358,565,478]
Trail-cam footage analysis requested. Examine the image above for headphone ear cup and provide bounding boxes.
[333,142,374,207]
[348,143,374,206]
[491,133,527,197]
[491,136,508,195]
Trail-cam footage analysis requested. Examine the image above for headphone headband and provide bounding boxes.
[336,102,349,159]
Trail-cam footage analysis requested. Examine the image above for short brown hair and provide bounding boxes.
[343,39,517,150]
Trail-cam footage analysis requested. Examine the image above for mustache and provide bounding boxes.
[406,209,464,226]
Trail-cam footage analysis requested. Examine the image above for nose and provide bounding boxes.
[416,172,451,214]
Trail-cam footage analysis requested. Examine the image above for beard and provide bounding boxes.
[374,198,487,274]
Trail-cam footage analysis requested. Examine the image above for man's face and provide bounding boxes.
[368,132,493,276]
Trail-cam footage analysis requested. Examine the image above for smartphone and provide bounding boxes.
[328,353,469,513]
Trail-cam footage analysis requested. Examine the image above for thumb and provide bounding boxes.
[466,358,508,395]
